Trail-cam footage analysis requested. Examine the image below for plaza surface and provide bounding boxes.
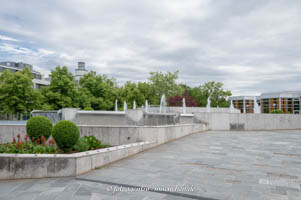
[0,130,301,200]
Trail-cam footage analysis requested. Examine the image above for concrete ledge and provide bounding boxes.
[0,141,155,180]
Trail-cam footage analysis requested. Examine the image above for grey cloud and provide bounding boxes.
[0,0,301,95]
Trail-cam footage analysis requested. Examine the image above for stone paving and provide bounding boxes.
[0,130,301,200]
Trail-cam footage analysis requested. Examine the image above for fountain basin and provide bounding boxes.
[179,113,194,124]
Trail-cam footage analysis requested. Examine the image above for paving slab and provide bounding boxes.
[0,130,301,199]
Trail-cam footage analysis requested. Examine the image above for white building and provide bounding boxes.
[75,62,88,82]
[0,62,50,89]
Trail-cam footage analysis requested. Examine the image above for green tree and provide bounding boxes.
[77,87,93,110]
[42,66,79,110]
[192,81,231,107]
[137,82,156,104]
[147,71,181,104]
[0,67,41,119]
[120,81,145,108]
[189,87,204,106]
[79,71,119,110]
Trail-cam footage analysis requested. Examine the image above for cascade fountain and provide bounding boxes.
[115,99,118,112]
[182,98,186,114]
[159,94,167,113]
[145,100,149,112]
[123,101,127,112]
[254,97,261,114]
[133,101,136,110]
[230,100,235,113]
[206,96,211,112]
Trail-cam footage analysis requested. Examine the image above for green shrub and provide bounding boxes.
[52,120,80,152]
[83,136,102,150]
[99,143,111,148]
[74,137,89,152]
[26,116,53,141]
[271,109,284,114]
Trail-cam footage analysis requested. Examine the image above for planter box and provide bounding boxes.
[0,141,156,180]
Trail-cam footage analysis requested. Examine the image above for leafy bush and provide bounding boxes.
[26,116,53,141]
[83,136,102,150]
[271,109,284,114]
[52,120,80,152]
[74,137,89,152]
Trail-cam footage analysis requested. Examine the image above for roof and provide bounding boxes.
[228,96,259,101]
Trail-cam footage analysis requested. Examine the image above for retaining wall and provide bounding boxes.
[195,113,301,130]
[0,141,156,180]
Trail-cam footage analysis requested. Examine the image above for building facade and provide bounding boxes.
[260,91,300,114]
[228,96,258,113]
[229,91,301,114]
[0,62,49,89]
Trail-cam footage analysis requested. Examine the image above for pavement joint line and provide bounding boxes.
[75,177,219,200]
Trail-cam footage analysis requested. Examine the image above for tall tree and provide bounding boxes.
[120,81,145,108]
[137,82,156,104]
[42,66,79,110]
[79,71,119,110]
[0,67,41,119]
[192,81,232,107]
[148,71,181,104]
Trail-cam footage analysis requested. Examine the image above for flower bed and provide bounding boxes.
[0,134,110,154]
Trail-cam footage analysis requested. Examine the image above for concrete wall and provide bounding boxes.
[195,113,301,131]
[0,123,207,145]
[149,106,240,114]
[79,123,207,146]
[0,125,26,144]
[57,109,178,126]
[74,112,128,126]
[0,141,156,180]
[179,114,194,124]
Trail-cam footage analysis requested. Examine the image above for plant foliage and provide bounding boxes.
[26,116,53,141]
[52,120,80,152]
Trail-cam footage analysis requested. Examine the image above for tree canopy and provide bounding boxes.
[189,81,232,107]
[42,66,79,110]
[0,67,41,119]
[79,71,119,110]
[0,67,232,115]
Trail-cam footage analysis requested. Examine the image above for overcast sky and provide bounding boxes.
[0,0,301,95]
